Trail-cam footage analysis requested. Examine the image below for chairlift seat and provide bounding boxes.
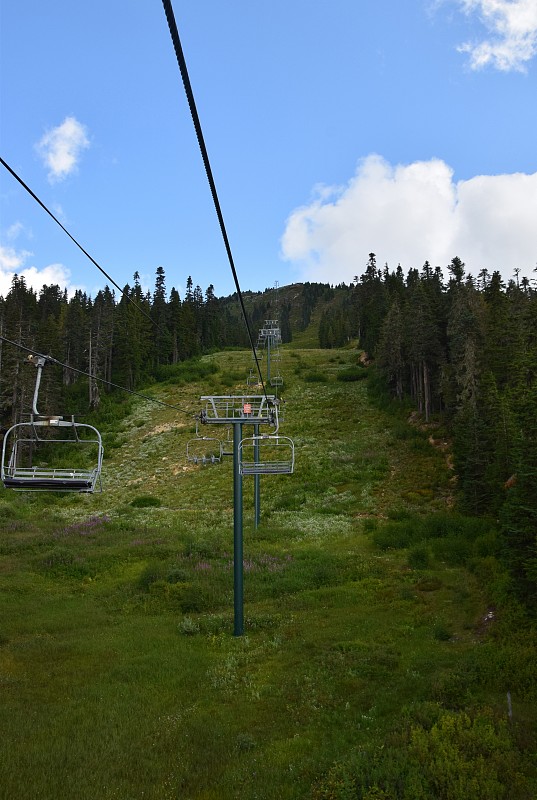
[1,419,103,493]
[3,467,96,491]
[239,434,294,476]
[186,436,223,465]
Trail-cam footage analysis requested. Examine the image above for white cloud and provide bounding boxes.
[35,116,90,183]
[6,221,26,241]
[281,154,537,284]
[457,0,537,71]
[0,244,79,297]
[0,244,30,273]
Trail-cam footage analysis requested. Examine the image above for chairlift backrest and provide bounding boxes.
[1,417,104,492]
[1,356,104,492]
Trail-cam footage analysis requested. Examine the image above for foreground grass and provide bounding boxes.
[0,348,535,799]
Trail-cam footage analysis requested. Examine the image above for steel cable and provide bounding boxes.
[160,0,269,399]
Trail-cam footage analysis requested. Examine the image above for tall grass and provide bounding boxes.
[0,345,535,799]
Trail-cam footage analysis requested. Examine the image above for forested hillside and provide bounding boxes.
[1,260,537,796]
[317,254,537,609]
[1,254,536,608]
[1,342,536,799]
[0,269,338,425]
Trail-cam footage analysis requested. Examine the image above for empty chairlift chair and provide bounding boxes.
[186,436,224,465]
[2,418,104,492]
[186,417,224,465]
[1,355,104,492]
[238,434,295,475]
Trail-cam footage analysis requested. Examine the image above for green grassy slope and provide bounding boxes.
[0,346,535,799]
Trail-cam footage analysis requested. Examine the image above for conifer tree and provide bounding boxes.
[168,287,183,363]
[1,276,38,423]
[151,266,172,365]
[376,298,406,401]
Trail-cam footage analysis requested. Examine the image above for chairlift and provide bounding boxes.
[270,374,283,388]
[1,356,104,492]
[246,369,261,389]
[186,417,223,465]
[238,434,295,475]
[186,436,223,465]
[200,395,279,427]
[221,426,234,458]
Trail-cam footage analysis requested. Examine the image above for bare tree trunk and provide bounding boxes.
[423,360,430,422]
[88,330,100,410]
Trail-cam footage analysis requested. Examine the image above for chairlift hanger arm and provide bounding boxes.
[0,335,192,416]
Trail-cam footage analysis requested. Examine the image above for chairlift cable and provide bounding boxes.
[160,0,268,399]
[0,335,193,415]
[0,157,165,335]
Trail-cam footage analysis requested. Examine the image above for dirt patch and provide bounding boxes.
[150,421,187,436]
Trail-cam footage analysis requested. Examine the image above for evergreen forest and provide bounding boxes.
[2,255,535,607]
[1,254,536,799]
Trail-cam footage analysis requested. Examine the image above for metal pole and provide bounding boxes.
[267,334,271,384]
[254,423,260,528]
[31,356,47,416]
[233,421,244,636]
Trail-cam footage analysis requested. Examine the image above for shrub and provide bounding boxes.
[373,520,422,550]
[137,560,167,590]
[433,622,452,641]
[130,495,162,508]
[312,709,535,799]
[408,545,430,569]
[337,367,368,382]
[167,567,188,584]
[178,616,200,635]
[304,371,328,382]
[179,584,209,613]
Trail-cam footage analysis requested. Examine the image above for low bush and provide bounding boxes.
[337,367,368,382]
[130,495,162,508]
[304,371,328,382]
[408,544,430,569]
[312,709,535,800]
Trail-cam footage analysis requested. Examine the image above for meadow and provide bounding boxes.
[0,346,535,799]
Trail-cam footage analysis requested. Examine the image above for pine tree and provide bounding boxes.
[1,276,38,423]
[113,274,152,389]
[404,282,443,420]
[354,253,387,356]
[202,284,220,350]
[376,298,406,401]
[152,266,172,366]
[500,291,537,603]
[168,287,183,363]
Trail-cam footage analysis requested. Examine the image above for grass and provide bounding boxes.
[0,346,535,799]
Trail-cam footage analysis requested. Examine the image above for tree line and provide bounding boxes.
[0,267,303,428]
[0,267,246,424]
[330,253,536,605]
[2,256,535,603]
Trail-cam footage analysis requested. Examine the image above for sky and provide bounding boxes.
[1,0,536,301]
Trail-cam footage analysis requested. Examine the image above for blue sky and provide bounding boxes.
[1,0,536,300]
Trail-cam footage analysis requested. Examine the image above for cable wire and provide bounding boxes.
[0,335,193,415]
[0,156,164,335]
[160,0,269,399]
